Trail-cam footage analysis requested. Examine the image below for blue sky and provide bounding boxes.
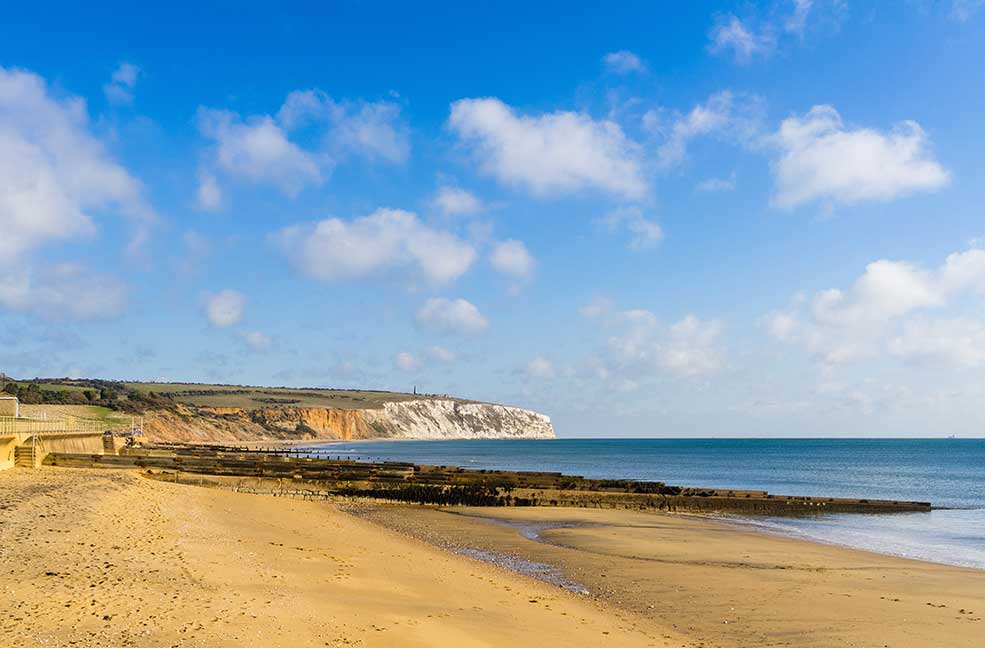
[3,1,985,437]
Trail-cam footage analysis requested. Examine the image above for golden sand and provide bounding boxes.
[355,506,985,647]
[0,468,685,647]
[2,468,983,647]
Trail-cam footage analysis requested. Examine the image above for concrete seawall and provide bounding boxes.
[1,432,114,470]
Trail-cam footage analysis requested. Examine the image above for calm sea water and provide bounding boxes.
[300,438,985,570]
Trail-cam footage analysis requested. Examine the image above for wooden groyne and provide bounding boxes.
[42,444,933,516]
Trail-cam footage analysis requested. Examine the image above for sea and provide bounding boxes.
[299,438,985,570]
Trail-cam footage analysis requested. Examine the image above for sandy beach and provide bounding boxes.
[0,468,685,647]
[355,505,985,647]
[2,468,983,647]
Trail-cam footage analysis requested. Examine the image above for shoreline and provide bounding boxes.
[706,510,985,571]
[349,503,985,648]
[3,466,983,647]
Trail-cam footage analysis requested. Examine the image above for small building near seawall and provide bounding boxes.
[0,396,18,418]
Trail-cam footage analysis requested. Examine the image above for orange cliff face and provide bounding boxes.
[247,407,376,440]
[140,400,555,444]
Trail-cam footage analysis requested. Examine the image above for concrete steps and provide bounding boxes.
[14,443,37,469]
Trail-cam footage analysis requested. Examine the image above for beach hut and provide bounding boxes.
[0,396,18,417]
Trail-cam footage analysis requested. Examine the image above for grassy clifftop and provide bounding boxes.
[121,382,442,410]
[2,377,463,414]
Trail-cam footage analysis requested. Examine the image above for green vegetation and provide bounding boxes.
[18,404,132,428]
[0,377,452,413]
[121,382,443,410]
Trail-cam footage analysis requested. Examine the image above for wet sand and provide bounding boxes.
[351,505,985,648]
[0,468,686,647]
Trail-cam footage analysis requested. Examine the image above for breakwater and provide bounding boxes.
[41,444,932,516]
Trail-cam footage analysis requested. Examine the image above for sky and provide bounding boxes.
[2,1,985,437]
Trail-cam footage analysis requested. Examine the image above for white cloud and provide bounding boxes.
[196,171,222,211]
[490,239,534,278]
[205,289,245,328]
[394,352,422,372]
[0,66,155,264]
[0,264,127,320]
[580,296,613,320]
[448,97,646,199]
[661,316,727,377]
[602,206,663,250]
[605,310,727,378]
[771,105,949,208]
[394,346,456,373]
[241,330,271,351]
[416,297,488,335]
[433,186,483,216]
[525,356,556,380]
[603,50,646,74]
[888,318,985,368]
[653,91,762,169]
[767,245,985,366]
[104,63,139,105]
[197,108,322,197]
[785,0,815,36]
[426,345,456,363]
[196,90,408,202]
[708,15,773,63]
[273,208,476,284]
[277,89,409,163]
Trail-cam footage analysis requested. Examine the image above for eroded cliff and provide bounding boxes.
[141,399,554,443]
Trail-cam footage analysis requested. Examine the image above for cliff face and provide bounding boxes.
[141,399,554,443]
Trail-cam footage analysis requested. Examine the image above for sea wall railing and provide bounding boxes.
[0,416,105,437]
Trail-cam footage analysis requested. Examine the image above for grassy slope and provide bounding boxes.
[121,383,433,410]
[18,404,132,428]
[11,378,471,412]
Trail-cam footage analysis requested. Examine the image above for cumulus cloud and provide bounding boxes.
[103,63,139,105]
[652,91,762,169]
[197,108,322,197]
[0,66,155,264]
[394,346,456,373]
[489,239,534,278]
[433,186,483,216]
[580,296,614,320]
[605,311,726,378]
[195,171,222,211]
[708,15,773,63]
[771,105,949,208]
[277,89,409,163]
[603,50,646,74]
[888,318,985,368]
[601,206,663,250]
[205,289,245,328]
[240,330,271,351]
[416,297,488,335]
[0,264,127,321]
[766,244,985,366]
[394,351,422,372]
[525,356,556,380]
[273,208,476,284]
[660,316,727,377]
[426,345,456,363]
[448,97,646,199]
[197,89,408,203]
